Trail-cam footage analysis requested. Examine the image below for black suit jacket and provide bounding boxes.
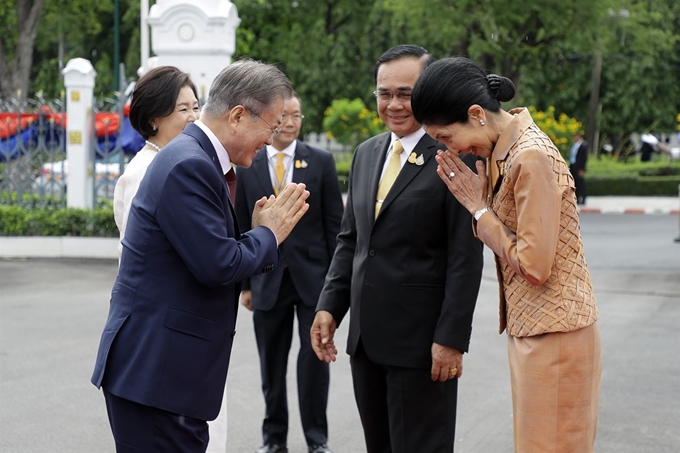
[91,123,279,421]
[235,141,344,310]
[316,132,484,369]
[572,142,588,172]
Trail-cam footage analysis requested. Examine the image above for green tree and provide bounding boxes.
[383,0,606,96]
[13,0,679,146]
[522,0,680,153]
[3,0,142,101]
[0,0,47,101]
[233,0,386,134]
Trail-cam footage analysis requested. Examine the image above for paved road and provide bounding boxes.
[1,214,678,453]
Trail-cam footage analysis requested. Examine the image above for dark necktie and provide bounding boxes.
[225,169,237,204]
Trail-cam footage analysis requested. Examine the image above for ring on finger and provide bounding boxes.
[448,171,455,179]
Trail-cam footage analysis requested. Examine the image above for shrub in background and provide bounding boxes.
[0,193,117,237]
[323,99,386,151]
[585,155,680,195]
[586,175,680,196]
[587,155,680,176]
[528,106,582,160]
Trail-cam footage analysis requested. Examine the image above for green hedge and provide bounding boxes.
[582,156,680,195]
[586,175,680,196]
[587,157,680,176]
[0,195,117,237]
[334,153,680,196]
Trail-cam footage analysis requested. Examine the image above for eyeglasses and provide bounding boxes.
[373,90,412,103]
[281,113,305,122]
[249,110,281,136]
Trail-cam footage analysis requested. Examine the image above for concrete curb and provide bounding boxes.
[576,196,679,215]
[0,236,118,260]
[579,207,680,215]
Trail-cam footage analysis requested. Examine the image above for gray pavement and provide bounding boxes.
[1,213,679,452]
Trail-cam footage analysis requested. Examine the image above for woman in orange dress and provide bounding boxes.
[412,57,601,453]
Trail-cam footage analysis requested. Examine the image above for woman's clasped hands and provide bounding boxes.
[435,150,488,215]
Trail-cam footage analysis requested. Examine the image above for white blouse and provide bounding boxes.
[113,148,159,259]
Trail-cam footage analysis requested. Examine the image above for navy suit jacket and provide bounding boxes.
[91,123,279,421]
[317,132,484,369]
[234,141,344,310]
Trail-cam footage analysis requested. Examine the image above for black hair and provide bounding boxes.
[411,57,516,126]
[374,44,436,82]
[129,66,198,139]
[291,91,302,110]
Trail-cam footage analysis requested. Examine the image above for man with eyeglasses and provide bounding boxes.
[235,92,344,453]
[91,60,311,452]
[311,45,484,452]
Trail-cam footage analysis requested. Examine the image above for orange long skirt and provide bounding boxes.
[507,322,602,453]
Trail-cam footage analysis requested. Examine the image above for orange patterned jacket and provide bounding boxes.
[474,108,598,337]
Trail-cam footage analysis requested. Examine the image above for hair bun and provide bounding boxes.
[486,74,516,103]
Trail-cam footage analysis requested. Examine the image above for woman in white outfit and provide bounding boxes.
[113,66,200,257]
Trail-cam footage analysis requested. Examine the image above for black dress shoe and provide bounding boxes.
[255,444,288,453]
[308,445,333,453]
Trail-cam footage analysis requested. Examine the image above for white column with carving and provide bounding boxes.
[62,58,96,209]
[146,0,241,102]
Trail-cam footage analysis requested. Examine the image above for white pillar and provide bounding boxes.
[146,0,241,101]
[140,0,150,71]
[62,58,96,209]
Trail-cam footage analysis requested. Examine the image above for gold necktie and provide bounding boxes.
[375,139,404,219]
[274,152,286,196]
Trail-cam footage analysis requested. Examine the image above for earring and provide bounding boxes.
[152,125,158,131]
[479,119,485,126]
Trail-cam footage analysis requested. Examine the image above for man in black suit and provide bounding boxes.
[235,93,344,453]
[91,60,311,453]
[310,45,484,453]
[569,132,588,205]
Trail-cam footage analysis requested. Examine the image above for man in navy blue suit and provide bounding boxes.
[91,59,310,453]
[235,93,344,453]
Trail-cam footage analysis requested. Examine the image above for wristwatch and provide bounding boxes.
[474,206,492,221]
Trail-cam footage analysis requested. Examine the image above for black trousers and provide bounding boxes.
[350,342,458,453]
[253,269,330,446]
[103,389,209,453]
[570,164,587,204]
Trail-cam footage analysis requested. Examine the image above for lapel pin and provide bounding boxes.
[295,159,308,169]
[415,154,425,166]
[407,152,417,164]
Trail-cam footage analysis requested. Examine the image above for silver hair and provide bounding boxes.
[202,59,293,119]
